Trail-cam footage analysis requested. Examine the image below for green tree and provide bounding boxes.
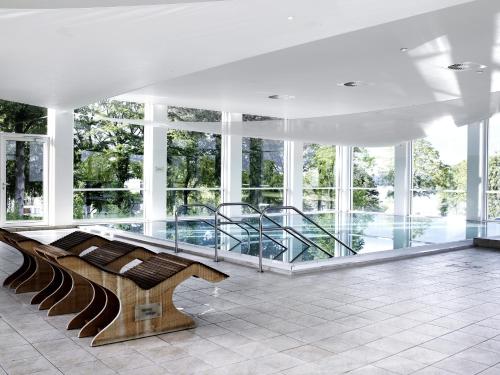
[303,144,336,211]
[353,147,382,212]
[488,154,500,218]
[412,139,461,216]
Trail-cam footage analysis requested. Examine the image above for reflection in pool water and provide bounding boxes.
[98,213,500,263]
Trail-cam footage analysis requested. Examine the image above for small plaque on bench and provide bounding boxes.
[135,303,162,321]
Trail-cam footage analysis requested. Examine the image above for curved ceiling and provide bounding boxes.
[0,0,472,110]
[1,0,499,145]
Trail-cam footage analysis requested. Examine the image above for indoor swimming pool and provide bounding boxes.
[88,212,500,264]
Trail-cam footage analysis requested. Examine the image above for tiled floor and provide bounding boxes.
[1,231,500,374]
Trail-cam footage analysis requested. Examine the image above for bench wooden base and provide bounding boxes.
[3,253,31,287]
[10,255,36,289]
[91,286,195,347]
[16,257,53,294]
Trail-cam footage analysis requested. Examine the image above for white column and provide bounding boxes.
[466,121,487,222]
[394,142,412,216]
[284,138,304,209]
[47,109,74,226]
[143,104,168,221]
[336,146,352,212]
[393,142,412,249]
[335,146,353,254]
[221,112,242,217]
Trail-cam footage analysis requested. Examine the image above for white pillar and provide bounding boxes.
[284,139,304,209]
[336,146,352,212]
[143,104,168,220]
[47,109,74,226]
[466,121,487,222]
[394,142,412,216]
[335,146,353,254]
[221,112,242,217]
[393,142,412,249]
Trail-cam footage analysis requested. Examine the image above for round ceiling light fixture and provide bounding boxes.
[339,81,368,87]
[287,16,294,21]
[268,94,295,100]
[447,62,488,71]
[400,47,409,52]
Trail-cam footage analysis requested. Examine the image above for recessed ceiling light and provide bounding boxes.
[447,62,488,71]
[287,16,294,21]
[339,81,368,87]
[400,47,409,52]
[268,94,295,100]
[476,70,485,74]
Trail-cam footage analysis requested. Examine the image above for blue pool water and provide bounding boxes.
[97,213,500,263]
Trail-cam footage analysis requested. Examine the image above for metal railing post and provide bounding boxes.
[214,210,219,262]
[259,211,264,272]
[174,208,179,253]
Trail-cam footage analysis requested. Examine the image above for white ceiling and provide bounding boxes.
[0,0,221,9]
[2,0,500,145]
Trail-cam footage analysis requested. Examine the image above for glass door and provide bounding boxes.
[0,134,49,225]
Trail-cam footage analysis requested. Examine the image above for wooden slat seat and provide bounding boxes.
[50,231,102,252]
[81,241,139,267]
[123,253,195,290]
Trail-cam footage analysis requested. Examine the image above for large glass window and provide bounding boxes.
[303,143,336,212]
[73,100,145,220]
[166,107,221,215]
[352,147,394,213]
[241,115,284,209]
[242,138,284,209]
[412,125,467,217]
[488,115,500,220]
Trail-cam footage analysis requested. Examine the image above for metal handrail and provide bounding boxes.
[217,221,251,254]
[177,218,243,253]
[218,219,288,259]
[215,203,264,262]
[175,203,254,258]
[282,226,335,259]
[260,205,356,258]
[216,203,315,271]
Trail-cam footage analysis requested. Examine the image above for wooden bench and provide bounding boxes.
[35,243,228,346]
[0,229,109,313]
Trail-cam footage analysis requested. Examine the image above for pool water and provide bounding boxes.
[98,212,500,263]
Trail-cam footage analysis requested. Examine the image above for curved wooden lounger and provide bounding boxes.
[0,230,109,313]
[0,229,53,292]
[35,244,229,346]
[2,230,159,335]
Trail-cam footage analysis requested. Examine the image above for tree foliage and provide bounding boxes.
[303,144,336,211]
[412,139,465,216]
[488,154,500,218]
[353,147,383,212]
